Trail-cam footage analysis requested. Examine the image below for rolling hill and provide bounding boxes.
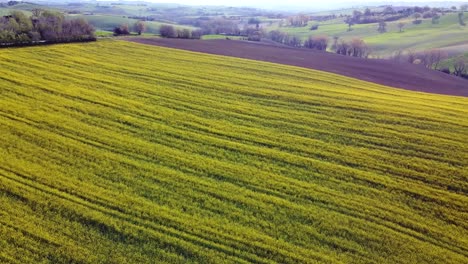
[0,40,467,263]
[268,13,468,56]
[129,38,468,96]
[66,14,196,34]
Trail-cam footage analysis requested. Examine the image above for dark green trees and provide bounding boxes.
[0,10,95,46]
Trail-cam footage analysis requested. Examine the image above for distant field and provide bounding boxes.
[201,34,244,40]
[0,5,195,34]
[0,7,32,16]
[0,40,467,263]
[269,13,468,56]
[53,2,184,17]
[129,38,468,96]
[68,14,195,34]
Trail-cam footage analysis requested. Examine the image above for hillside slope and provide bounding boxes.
[128,38,468,97]
[267,13,468,56]
[0,40,467,263]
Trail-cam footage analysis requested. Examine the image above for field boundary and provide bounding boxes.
[127,38,468,97]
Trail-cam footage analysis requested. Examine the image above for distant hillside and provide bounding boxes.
[267,12,468,57]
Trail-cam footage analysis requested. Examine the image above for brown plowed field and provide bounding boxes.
[127,38,468,97]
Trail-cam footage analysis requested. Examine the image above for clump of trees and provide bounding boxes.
[247,32,261,41]
[113,24,130,35]
[287,35,302,47]
[267,30,302,47]
[303,35,328,50]
[286,14,309,27]
[0,10,95,46]
[198,18,240,35]
[344,5,455,30]
[344,6,406,26]
[417,49,448,69]
[391,49,468,79]
[243,25,266,41]
[159,24,202,39]
[246,28,264,41]
[268,32,370,57]
[114,21,147,36]
[391,49,452,71]
[438,59,468,79]
[309,14,336,22]
[247,17,261,29]
[335,38,370,58]
[159,25,176,38]
[268,30,290,43]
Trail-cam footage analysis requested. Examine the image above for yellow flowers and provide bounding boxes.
[0,40,467,263]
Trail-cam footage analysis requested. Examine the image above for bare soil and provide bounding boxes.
[127,38,468,97]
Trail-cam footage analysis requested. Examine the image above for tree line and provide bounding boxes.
[345,5,467,31]
[159,25,202,39]
[113,21,147,36]
[0,10,95,46]
[268,30,370,58]
[391,49,468,79]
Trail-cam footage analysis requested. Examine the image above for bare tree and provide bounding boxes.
[453,59,467,76]
[391,50,405,62]
[406,49,417,64]
[364,8,372,16]
[345,16,355,31]
[383,6,395,15]
[32,8,42,18]
[398,22,406,32]
[413,12,422,24]
[458,12,466,26]
[135,21,146,35]
[331,36,339,51]
[426,49,447,69]
[377,21,387,33]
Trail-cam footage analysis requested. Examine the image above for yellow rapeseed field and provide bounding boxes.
[0,40,467,263]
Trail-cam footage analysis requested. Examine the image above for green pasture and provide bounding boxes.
[68,14,195,34]
[268,13,468,56]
